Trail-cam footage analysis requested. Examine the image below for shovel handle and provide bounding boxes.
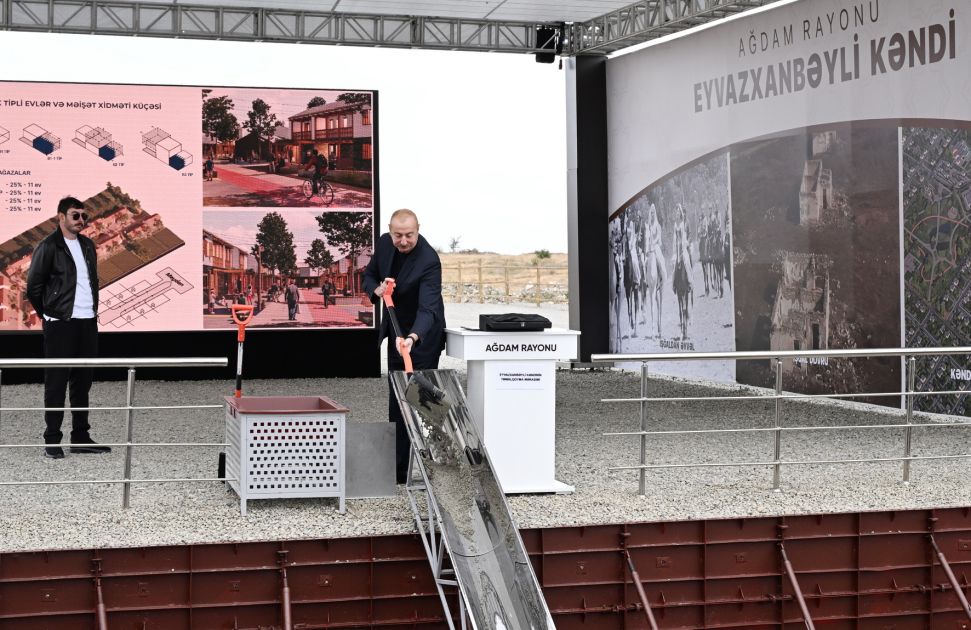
[381,278,415,373]
[396,337,415,374]
[380,279,403,334]
[231,304,254,342]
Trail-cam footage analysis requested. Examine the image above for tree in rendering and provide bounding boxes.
[315,212,372,293]
[202,94,240,143]
[254,212,297,277]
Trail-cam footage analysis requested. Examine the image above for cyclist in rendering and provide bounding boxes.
[303,148,329,195]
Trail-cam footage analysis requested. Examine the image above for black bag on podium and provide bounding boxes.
[479,313,552,332]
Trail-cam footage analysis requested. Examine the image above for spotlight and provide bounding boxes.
[535,24,563,64]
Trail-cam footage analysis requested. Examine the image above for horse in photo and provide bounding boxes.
[672,203,693,340]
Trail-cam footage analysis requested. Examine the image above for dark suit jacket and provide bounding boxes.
[362,233,446,365]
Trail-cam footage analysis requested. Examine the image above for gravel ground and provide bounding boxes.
[2,302,969,552]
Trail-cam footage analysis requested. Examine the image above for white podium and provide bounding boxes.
[445,327,579,494]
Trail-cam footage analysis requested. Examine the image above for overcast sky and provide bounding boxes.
[0,31,568,255]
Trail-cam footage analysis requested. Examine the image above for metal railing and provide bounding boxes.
[0,357,229,508]
[590,347,971,496]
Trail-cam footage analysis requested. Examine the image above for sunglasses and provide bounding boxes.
[68,211,89,222]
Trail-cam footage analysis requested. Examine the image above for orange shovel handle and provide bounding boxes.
[231,304,254,342]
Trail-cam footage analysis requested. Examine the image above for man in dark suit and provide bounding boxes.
[363,209,446,483]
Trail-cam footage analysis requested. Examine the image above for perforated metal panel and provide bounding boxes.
[247,418,341,493]
[224,396,346,516]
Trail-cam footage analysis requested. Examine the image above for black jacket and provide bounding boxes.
[26,228,99,320]
[362,234,446,365]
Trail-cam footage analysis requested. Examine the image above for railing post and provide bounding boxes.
[535,266,541,306]
[503,265,510,303]
[639,362,648,497]
[456,262,463,301]
[773,358,783,491]
[477,260,484,304]
[903,356,916,483]
[122,368,136,508]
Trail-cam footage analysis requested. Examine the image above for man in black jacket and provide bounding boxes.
[363,209,446,483]
[26,196,110,459]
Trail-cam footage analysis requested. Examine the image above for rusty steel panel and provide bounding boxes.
[102,573,189,609]
[860,533,929,570]
[783,512,860,539]
[542,582,624,611]
[0,549,94,580]
[190,568,281,605]
[705,541,779,578]
[627,520,706,547]
[704,574,778,603]
[5,509,971,628]
[933,507,971,531]
[629,544,704,581]
[109,609,191,628]
[779,569,856,599]
[363,534,429,561]
[859,509,930,535]
[188,603,284,628]
[707,599,780,626]
[369,559,440,598]
[0,612,102,629]
[288,563,372,601]
[539,524,625,553]
[705,517,780,543]
[284,537,375,564]
[784,536,858,572]
[540,550,622,587]
[100,545,192,575]
[189,541,284,572]
[0,576,94,616]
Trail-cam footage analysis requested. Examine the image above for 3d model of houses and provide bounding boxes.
[73,125,124,161]
[142,127,192,170]
[21,124,61,155]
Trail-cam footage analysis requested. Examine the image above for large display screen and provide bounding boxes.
[0,81,376,333]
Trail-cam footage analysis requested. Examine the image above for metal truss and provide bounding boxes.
[0,0,558,54]
[0,0,780,55]
[403,454,470,630]
[568,0,778,55]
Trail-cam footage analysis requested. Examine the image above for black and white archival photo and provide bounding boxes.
[608,152,735,381]
[732,124,901,404]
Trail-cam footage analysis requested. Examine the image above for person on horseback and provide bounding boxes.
[610,222,625,347]
[699,205,712,296]
[672,203,694,339]
[641,202,666,338]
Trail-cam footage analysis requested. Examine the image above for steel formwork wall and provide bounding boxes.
[525,508,971,629]
[0,536,455,629]
[2,508,971,629]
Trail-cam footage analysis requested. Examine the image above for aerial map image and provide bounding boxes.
[903,126,971,417]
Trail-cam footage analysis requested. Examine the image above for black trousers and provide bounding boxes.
[43,318,98,444]
[387,343,440,483]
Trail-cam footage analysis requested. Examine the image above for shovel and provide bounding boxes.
[381,280,481,467]
[230,303,254,398]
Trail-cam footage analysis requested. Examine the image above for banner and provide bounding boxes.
[0,81,376,333]
[606,0,969,413]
